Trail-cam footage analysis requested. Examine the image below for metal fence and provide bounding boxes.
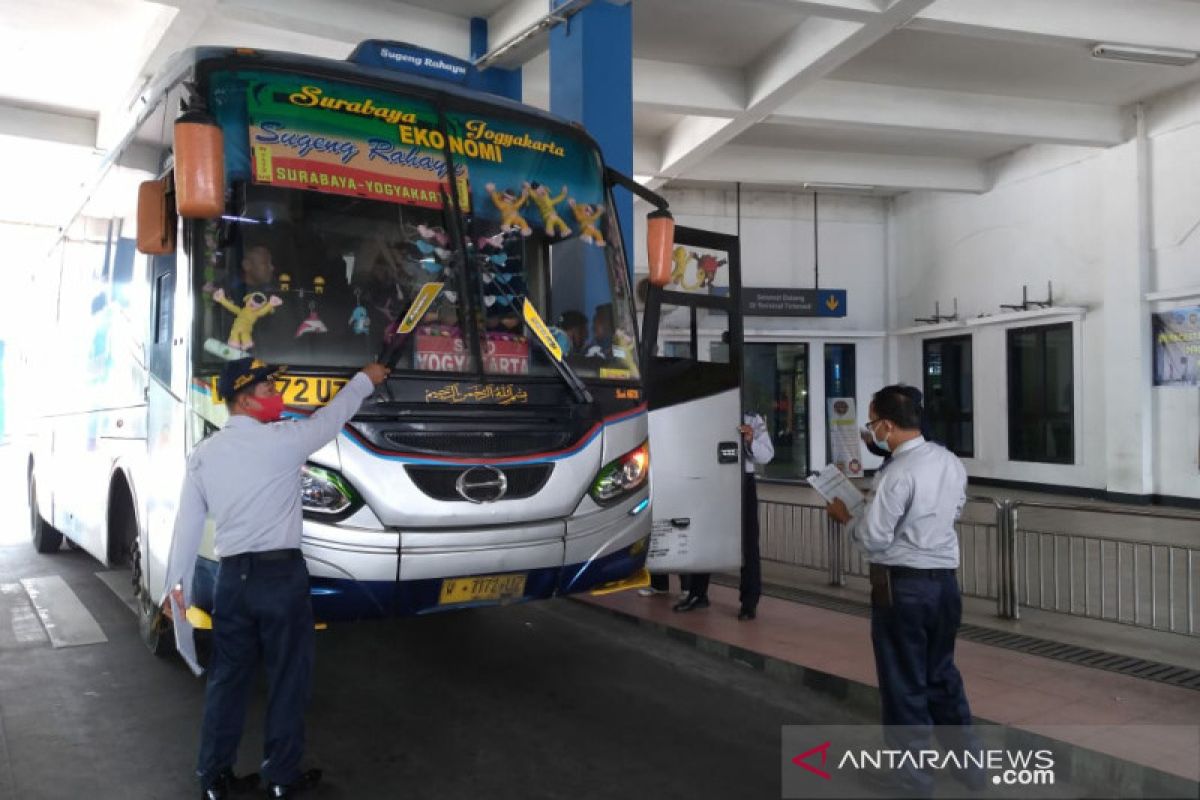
[759,497,1200,637]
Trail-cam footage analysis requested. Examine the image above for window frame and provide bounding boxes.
[1006,322,1075,465]
[922,334,974,458]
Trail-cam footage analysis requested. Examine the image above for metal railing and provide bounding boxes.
[759,496,1199,637]
[1010,501,1199,637]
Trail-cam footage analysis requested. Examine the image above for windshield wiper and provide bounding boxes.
[374,282,591,405]
[475,261,592,402]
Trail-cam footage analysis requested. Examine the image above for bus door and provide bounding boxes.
[143,238,191,588]
[641,226,743,574]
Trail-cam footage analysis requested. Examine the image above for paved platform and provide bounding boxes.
[581,583,1200,785]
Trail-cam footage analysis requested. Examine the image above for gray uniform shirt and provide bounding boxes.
[160,372,374,604]
[847,436,966,569]
[743,412,775,473]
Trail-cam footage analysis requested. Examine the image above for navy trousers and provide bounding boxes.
[197,551,314,789]
[870,568,976,793]
[739,473,761,611]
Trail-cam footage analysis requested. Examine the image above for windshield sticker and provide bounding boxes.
[425,382,529,405]
[246,76,452,208]
[415,328,530,374]
[443,112,605,240]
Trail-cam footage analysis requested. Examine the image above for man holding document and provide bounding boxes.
[822,385,977,796]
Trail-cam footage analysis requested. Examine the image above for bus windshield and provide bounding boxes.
[195,67,639,383]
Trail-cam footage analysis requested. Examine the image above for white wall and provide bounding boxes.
[891,79,1200,501]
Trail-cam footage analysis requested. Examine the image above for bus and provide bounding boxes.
[25,39,745,655]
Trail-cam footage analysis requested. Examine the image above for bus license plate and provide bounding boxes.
[278,376,348,407]
[439,573,526,605]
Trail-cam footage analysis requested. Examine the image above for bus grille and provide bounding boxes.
[405,464,554,502]
[381,430,575,457]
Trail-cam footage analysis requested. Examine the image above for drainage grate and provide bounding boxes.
[713,576,1200,692]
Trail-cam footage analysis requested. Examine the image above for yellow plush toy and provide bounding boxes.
[213,288,283,351]
[525,182,571,238]
[568,199,606,247]
[485,183,532,236]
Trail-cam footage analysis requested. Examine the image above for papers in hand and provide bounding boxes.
[809,464,866,518]
[170,594,204,676]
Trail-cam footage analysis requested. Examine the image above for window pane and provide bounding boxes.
[1007,324,1073,464]
[744,343,808,479]
[923,335,973,457]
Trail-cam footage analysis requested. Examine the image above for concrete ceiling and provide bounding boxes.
[4,0,1200,225]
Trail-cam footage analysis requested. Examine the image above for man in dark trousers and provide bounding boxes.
[162,357,389,799]
[674,411,774,617]
[826,385,979,796]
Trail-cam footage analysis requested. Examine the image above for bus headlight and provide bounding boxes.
[590,441,649,505]
[301,464,359,517]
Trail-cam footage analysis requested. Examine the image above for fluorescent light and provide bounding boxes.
[1091,43,1198,66]
[802,182,877,192]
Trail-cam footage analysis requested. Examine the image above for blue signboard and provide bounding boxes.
[743,288,847,318]
[348,40,519,101]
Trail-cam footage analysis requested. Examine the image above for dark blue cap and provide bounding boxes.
[218,358,283,399]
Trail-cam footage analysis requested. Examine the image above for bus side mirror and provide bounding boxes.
[646,209,675,287]
[136,179,175,255]
[174,111,225,218]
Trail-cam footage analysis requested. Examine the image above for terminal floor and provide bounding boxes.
[0,541,882,800]
[583,583,1200,783]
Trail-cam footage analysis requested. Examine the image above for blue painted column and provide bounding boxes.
[550,0,634,301]
[469,17,522,101]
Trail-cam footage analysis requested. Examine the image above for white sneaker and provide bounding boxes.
[637,587,660,597]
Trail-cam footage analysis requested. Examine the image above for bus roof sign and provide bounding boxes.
[347,40,520,102]
[349,41,471,85]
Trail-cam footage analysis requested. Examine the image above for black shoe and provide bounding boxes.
[266,769,322,798]
[672,595,709,612]
[202,769,260,799]
[737,607,756,621]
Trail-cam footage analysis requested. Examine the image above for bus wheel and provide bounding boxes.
[130,534,175,658]
[29,477,63,554]
[138,594,176,658]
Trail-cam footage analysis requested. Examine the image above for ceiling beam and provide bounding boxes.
[712,0,890,23]
[0,102,97,149]
[96,0,217,151]
[632,59,744,117]
[648,0,934,188]
[220,0,470,54]
[682,144,988,192]
[910,0,1200,51]
[770,79,1130,146]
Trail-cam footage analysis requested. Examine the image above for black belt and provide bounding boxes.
[221,548,302,563]
[883,565,956,579]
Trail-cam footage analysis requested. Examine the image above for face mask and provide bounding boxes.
[246,393,285,423]
[861,429,890,459]
[867,422,891,453]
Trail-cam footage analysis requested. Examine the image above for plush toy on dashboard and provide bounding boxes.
[295,299,329,338]
[568,199,606,246]
[212,288,283,352]
[349,291,370,336]
[525,182,571,238]
[485,183,532,236]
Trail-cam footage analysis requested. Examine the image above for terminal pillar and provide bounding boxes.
[550,0,634,297]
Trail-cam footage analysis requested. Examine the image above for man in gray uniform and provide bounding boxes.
[826,385,978,796]
[162,357,388,799]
